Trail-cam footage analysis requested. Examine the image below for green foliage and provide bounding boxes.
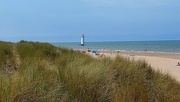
[17,41,59,60]
[0,41,180,102]
[0,41,15,71]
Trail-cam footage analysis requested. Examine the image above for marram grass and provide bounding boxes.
[0,41,180,102]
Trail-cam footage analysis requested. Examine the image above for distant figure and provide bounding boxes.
[87,48,91,52]
[92,50,97,55]
[145,49,148,52]
[178,62,180,66]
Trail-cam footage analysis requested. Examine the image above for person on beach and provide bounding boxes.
[178,62,180,66]
[88,48,91,52]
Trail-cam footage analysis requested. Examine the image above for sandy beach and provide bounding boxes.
[87,51,180,82]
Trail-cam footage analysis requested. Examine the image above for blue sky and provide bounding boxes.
[0,0,180,42]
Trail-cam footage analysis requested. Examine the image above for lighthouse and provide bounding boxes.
[80,34,85,46]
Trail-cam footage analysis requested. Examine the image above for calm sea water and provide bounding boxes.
[51,40,180,54]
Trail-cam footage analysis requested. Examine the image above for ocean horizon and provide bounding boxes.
[51,40,180,54]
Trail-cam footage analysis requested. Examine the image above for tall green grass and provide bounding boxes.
[0,41,15,72]
[0,41,180,102]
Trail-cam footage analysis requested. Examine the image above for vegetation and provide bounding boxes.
[0,41,180,102]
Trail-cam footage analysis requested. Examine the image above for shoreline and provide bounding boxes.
[74,48,180,56]
[81,49,180,59]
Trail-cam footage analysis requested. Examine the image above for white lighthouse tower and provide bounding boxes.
[80,34,85,46]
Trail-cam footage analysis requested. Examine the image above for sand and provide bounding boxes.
[87,51,180,82]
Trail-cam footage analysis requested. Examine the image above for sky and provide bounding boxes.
[0,0,180,42]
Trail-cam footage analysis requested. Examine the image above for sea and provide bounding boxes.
[51,40,180,54]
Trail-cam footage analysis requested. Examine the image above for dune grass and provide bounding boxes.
[0,41,180,102]
[0,41,16,72]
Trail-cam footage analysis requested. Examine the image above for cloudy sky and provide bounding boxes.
[0,0,180,42]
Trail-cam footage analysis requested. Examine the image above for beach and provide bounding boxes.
[54,41,180,82]
[88,51,180,82]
